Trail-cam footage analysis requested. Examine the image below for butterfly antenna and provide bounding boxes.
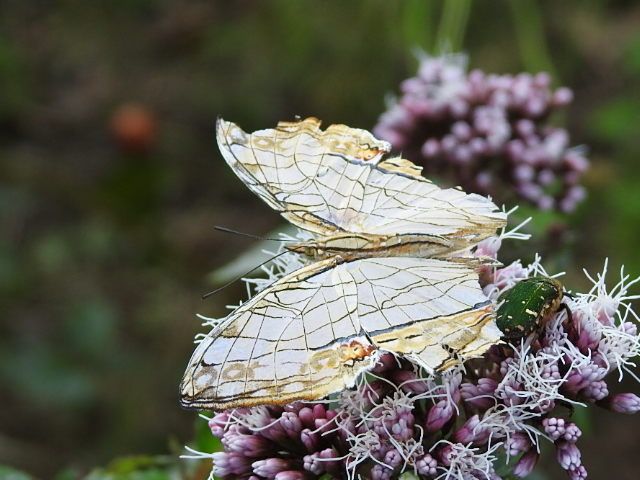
[214,225,291,242]
[202,250,290,300]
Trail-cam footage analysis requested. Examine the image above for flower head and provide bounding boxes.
[187,231,639,479]
[374,53,589,212]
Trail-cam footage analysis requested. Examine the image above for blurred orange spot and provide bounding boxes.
[110,103,157,153]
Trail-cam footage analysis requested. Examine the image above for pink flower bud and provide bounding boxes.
[513,449,539,478]
[253,458,293,479]
[426,399,455,432]
[608,393,640,414]
[556,441,582,471]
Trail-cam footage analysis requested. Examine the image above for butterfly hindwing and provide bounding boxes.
[180,257,499,410]
[350,257,501,370]
[180,258,376,410]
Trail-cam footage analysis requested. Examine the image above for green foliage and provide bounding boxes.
[85,456,181,480]
[0,465,34,480]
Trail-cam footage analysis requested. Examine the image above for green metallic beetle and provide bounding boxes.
[496,277,569,342]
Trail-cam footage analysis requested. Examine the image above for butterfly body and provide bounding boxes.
[286,232,455,260]
[180,118,508,410]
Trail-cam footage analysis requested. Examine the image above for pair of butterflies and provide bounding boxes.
[181,117,507,410]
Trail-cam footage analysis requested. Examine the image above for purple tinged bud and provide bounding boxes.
[476,172,492,190]
[390,415,415,441]
[449,99,469,118]
[226,433,273,457]
[274,471,307,480]
[608,393,640,414]
[421,138,440,158]
[515,119,535,138]
[452,121,472,141]
[469,137,488,155]
[556,441,582,471]
[384,449,403,468]
[537,169,555,186]
[303,448,340,475]
[300,428,319,453]
[582,380,608,401]
[280,412,302,439]
[541,363,561,381]
[567,185,586,203]
[543,417,566,441]
[370,464,394,480]
[392,369,428,394]
[475,236,502,259]
[284,402,303,414]
[437,444,454,466]
[568,465,588,480]
[553,87,574,106]
[525,97,546,117]
[623,322,638,336]
[314,418,330,433]
[506,432,532,456]
[563,423,582,443]
[298,407,315,428]
[564,364,606,396]
[453,414,490,445]
[513,449,539,478]
[252,458,293,479]
[312,404,327,419]
[537,195,554,211]
[212,451,252,477]
[534,72,551,87]
[401,77,425,94]
[575,322,601,351]
[441,135,458,153]
[416,453,438,476]
[461,378,498,410]
[514,164,535,182]
[426,399,455,432]
[209,412,230,438]
[453,145,473,164]
[372,353,398,373]
[325,410,337,422]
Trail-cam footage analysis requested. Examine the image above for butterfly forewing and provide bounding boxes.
[216,118,506,241]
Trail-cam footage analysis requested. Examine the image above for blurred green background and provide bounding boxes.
[1,1,639,479]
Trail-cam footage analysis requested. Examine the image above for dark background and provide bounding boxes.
[1,1,639,478]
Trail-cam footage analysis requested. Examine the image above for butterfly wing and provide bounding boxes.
[180,258,376,410]
[216,118,506,241]
[351,257,502,371]
[181,257,499,410]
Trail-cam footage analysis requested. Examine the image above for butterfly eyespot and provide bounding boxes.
[317,167,329,177]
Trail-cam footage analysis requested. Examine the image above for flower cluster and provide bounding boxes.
[373,54,589,212]
[186,228,640,480]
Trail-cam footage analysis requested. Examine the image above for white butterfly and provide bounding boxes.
[181,118,507,410]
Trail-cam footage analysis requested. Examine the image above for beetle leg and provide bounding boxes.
[558,302,573,324]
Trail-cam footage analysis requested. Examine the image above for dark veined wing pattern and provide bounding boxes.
[181,257,500,410]
[216,118,506,241]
